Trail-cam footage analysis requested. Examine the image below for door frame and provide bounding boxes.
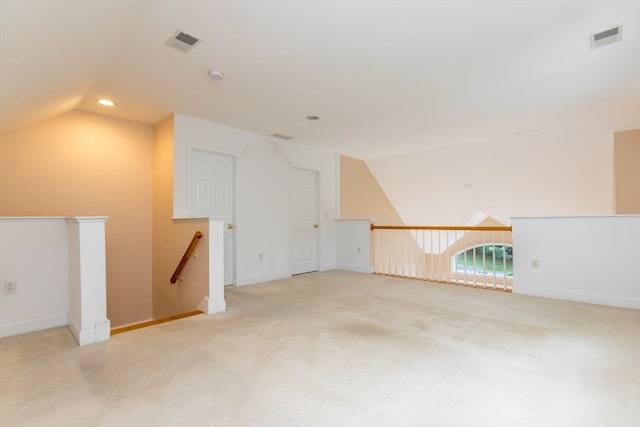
[186,143,238,286]
[289,164,322,275]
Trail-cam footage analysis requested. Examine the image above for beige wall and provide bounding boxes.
[0,110,153,327]
[340,155,404,224]
[340,155,407,267]
[152,116,209,318]
[614,129,640,214]
[366,118,619,226]
[340,154,513,283]
[151,218,210,319]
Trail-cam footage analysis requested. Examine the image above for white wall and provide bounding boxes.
[0,218,69,337]
[512,215,640,309]
[366,115,623,226]
[1,217,111,343]
[335,219,372,274]
[173,114,337,286]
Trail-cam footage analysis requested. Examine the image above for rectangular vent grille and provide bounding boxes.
[165,30,201,53]
[174,32,199,46]
[590,25,622,49]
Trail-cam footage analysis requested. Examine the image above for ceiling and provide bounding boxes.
[1,0,639,159]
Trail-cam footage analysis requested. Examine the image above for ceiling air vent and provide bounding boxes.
[590,25,622,49]
[165,29,201,53]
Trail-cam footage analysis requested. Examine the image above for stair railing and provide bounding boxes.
[370,224,513,291]
[170,231,203,284]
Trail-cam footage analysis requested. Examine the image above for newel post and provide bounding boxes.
[67,217,110,346]
[199,217,227,314]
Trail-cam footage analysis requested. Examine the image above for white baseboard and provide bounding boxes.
[0,314,67,339]
[94,320,111,342]
[320,264,337,272]
[67,316,111,346]
[236,272,292,287]
[336,264,375,274]
[514,286,640,310]
[199,296,227,314]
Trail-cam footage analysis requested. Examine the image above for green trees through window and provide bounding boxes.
[454,245,513,277]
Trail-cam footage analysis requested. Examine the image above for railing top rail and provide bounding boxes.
[370,224,512,232]
[170,231,203,284]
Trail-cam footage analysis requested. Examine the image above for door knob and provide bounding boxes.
[227,224,234,229]
[313,224,318,229]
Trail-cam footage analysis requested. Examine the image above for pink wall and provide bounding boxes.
[0,111,153,327]
[614,129,640,214]
[340,155,403,224]
[366,119,621,226]
[152,116,210,318]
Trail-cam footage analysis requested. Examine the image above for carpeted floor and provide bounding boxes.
[1,271,639,427]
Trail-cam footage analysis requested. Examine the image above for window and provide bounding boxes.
[453,245,513,277]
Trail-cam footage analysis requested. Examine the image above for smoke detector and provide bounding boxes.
[590,25,623,49]
[165,29,201,53]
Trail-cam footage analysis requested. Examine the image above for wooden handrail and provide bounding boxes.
[370,223,513,291]
[371,224,512,231]
[170,231,203,284]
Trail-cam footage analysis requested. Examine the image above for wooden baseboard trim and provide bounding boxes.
[110,310,204,336]
[373,273,512,293]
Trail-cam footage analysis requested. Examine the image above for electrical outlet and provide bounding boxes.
[531,259,540,269]
[4,280,17,295]
[259,253,264,261]
[357,247,361,254]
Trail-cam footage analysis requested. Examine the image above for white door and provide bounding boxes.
[291,167,319,274]
[189,149,235,285]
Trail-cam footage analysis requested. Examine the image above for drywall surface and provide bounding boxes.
[339,155,404,225]
[0,218,68,337]
[172,114,337,285]
[0,111,154,327]
[366,118,618,226]
[335,219,372,273]
[153,217,210,319]
[512,215,640,309]
[1,216,111,342]
[614,129,640,214]
[152,116,207,318]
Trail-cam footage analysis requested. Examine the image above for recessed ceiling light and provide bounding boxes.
[306,115,319,121]
[97,99,115,107]
[208,69,224,80]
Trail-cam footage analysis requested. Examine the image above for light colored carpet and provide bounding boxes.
[1,271,639,427]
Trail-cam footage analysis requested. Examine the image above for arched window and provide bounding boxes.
[452,245,513,277]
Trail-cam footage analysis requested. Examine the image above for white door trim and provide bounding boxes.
[289,162,323,172]
[187,145,237,286]
[290,166,321,275]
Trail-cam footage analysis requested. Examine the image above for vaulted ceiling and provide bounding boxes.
[1,0,638,159]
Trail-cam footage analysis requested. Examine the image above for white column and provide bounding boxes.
[199,218,227,314]
[67,217,110,346]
